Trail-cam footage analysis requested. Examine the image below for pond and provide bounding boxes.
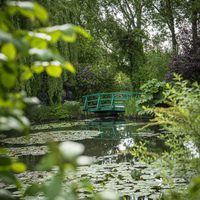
[0,118,187,199]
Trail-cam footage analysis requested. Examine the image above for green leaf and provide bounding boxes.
[7,1,48,22]
[11,163,26,173]
[29,48,57,60]
[21,70,33,80]
[44,175,62,200]
[0,189,15,200]
[7,1,35,19]
[0,31,25,51]
[42,24,77,42]
[27,32,51,41]
[61,33,76,42]
[8,1,34,10]
[74,26,91,39]
[18,116,30,128]
[48,31,61,43]
[0,156,12,167]
[1,71,17,89]
[0,148,8,155]
[30,38,48,49]
[19,7,34,20]
[24,184,43,196]
[46,65,62,77]
[26,32,51,47]
[36,154,57,171]
[0,171,21,187]
[31,65,44,74]
[34,2,48,22]
[63,62,75,73]
[0,31,12,42]
[0,117,23,132]
[44,24,74,33]
[0,31,17,45]
[1,43,16,60]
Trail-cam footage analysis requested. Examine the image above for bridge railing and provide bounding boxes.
[82,92,141,112]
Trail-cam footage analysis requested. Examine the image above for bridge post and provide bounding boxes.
[83,96,88,110]
[97,94,101,109]
[111,93,114,109]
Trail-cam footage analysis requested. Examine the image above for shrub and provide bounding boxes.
[132,79,166,116]
[145,74,200,185]
[132,75,200,199]
[114,72,132,92]
[125,97,139,117]
[0,1,97,200]
[28,101,83,122]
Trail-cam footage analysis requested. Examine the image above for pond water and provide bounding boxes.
[1,118,187,199]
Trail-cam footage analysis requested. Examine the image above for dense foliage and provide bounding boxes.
[0,0,90,132]
[136,75,200,199]
[0,0,200,199]
[125,79,166,116]
[9,0,199,103]
[0,1,106,200]
[29,101,83,122]
[168,34,200,82]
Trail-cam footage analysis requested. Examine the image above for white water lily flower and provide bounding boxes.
[59,141,85,160]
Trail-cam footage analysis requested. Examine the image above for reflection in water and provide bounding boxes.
[17,119,167,169]
[86,119,141,140]
[19,154,43,170]
[8,119,171,200]
[81,119,166,157]
[117,138,135,151]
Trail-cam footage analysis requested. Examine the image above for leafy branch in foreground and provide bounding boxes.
[0,0,91,133]
[136,74,200,199]
[0,1,119,200]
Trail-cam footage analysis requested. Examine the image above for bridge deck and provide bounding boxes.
[82,92,140,113]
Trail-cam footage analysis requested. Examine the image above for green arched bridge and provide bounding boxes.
[82,92,140,113]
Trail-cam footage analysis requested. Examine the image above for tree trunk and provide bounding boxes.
[191,10,198,52]
[166,0,178,53]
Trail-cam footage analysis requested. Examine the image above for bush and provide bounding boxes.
[114,72,132,92]
[137,79,166,116]
[133,75,200,199]
[167,28,200,83]
[0,1,120,200]
[28,101,83,122]
[152,75,200,152]
[144,75,200,193]
[125,97,139,117]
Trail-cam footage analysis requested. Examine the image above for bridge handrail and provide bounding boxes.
[82,91,141,112]
[82,91,140,98]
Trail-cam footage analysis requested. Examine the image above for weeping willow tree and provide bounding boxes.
[18,0,113,104]
[17,0,165,103]
[14,0,79,105]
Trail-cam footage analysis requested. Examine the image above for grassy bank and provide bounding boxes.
[28,101,84,123]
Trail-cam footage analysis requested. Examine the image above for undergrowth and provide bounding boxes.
[28,101,84,122]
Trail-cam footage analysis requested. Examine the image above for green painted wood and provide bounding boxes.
[82,92,141,113]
